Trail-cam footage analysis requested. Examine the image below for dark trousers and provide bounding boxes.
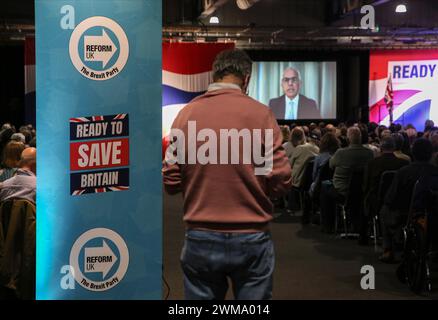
[181,230,274,300]
[300,191,313,224]
[320,182,340,232]
[320,182,367,237]
[287,189,301,211]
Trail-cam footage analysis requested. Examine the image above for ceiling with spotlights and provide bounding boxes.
[163,0,438,49]
[1,0,438,48]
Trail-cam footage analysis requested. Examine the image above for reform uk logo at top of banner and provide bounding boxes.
[69,16,129,81]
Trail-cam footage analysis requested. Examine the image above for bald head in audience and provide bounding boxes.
[20,147,36,174]
[325,124,336,134]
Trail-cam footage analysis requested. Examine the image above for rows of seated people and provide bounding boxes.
[277,120,438,267]
[0,123,36,300]
[1,119,437,297]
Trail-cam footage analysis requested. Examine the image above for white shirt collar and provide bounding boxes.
[285,94,300,105]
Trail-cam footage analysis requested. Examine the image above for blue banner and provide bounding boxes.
[36,0,162,299]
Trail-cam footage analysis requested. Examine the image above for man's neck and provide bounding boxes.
[216,75,243,87]
[287,94,298,99]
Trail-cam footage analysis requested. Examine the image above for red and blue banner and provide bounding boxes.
[162,42,234,139]
[369,50,438,130]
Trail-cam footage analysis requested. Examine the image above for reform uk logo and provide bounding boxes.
[69,228,129,291]
[69,16,129,81]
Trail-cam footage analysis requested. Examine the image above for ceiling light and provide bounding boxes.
[395,4,407,13]
[209,16,219,24]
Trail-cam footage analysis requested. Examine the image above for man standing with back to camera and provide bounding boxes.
[162,49,292,300]
[269,67,321,120]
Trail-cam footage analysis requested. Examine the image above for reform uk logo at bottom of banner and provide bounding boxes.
[69,228,129,291]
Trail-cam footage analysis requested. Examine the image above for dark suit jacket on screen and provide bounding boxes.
[268,94,321,120]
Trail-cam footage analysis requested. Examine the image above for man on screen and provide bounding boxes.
[269,67,321,120]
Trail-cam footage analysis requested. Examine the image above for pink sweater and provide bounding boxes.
[163,88,292,232]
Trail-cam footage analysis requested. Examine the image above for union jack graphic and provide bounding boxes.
[369,50,438,130]
[70,117,90,123]
[92,116,104,121]
[113,114,127,120]
[71,186,129,196]
[384,74,394,124]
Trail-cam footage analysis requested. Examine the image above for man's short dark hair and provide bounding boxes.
[291,127,305,147]
[320,132,340,154]
[425,119,435,131]
[411,138,433,162]
[380,136,395,152]
[212,49,252,82]
[358,124,368,144]
[391,133,404,151]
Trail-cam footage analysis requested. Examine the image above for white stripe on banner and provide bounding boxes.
[162,70,212,93]
[162,103,186,137]
[369,78,387,107]
[380,91,428,126]
[25,65,36,94]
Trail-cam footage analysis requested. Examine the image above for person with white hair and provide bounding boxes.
[10,133,26,144]
[268,67,321,120]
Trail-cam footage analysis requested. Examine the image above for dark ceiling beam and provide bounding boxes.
[163,23,438,49]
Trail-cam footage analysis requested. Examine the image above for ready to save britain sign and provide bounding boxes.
[70,114,129,195]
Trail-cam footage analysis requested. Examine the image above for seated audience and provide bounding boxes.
[308,129,321,148]
[363,136,409,234]
[10,133,26,144]
[286,127,317,216]
[381,139,438,262]
[0,141,26,182]
[325,124,336,134]
[281,126,294,161]
[310,132,339,198]
[0,147,36,204]
[392,132,411,163]
[406,127,418,145]
[330,127,374,197]
[290,128,320,224]
[337,126,349,148]
[320,127,374,236]
[429,129,438,166]
[424,119,435,133]
[359,124,379,157]
[290,128,319,189]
